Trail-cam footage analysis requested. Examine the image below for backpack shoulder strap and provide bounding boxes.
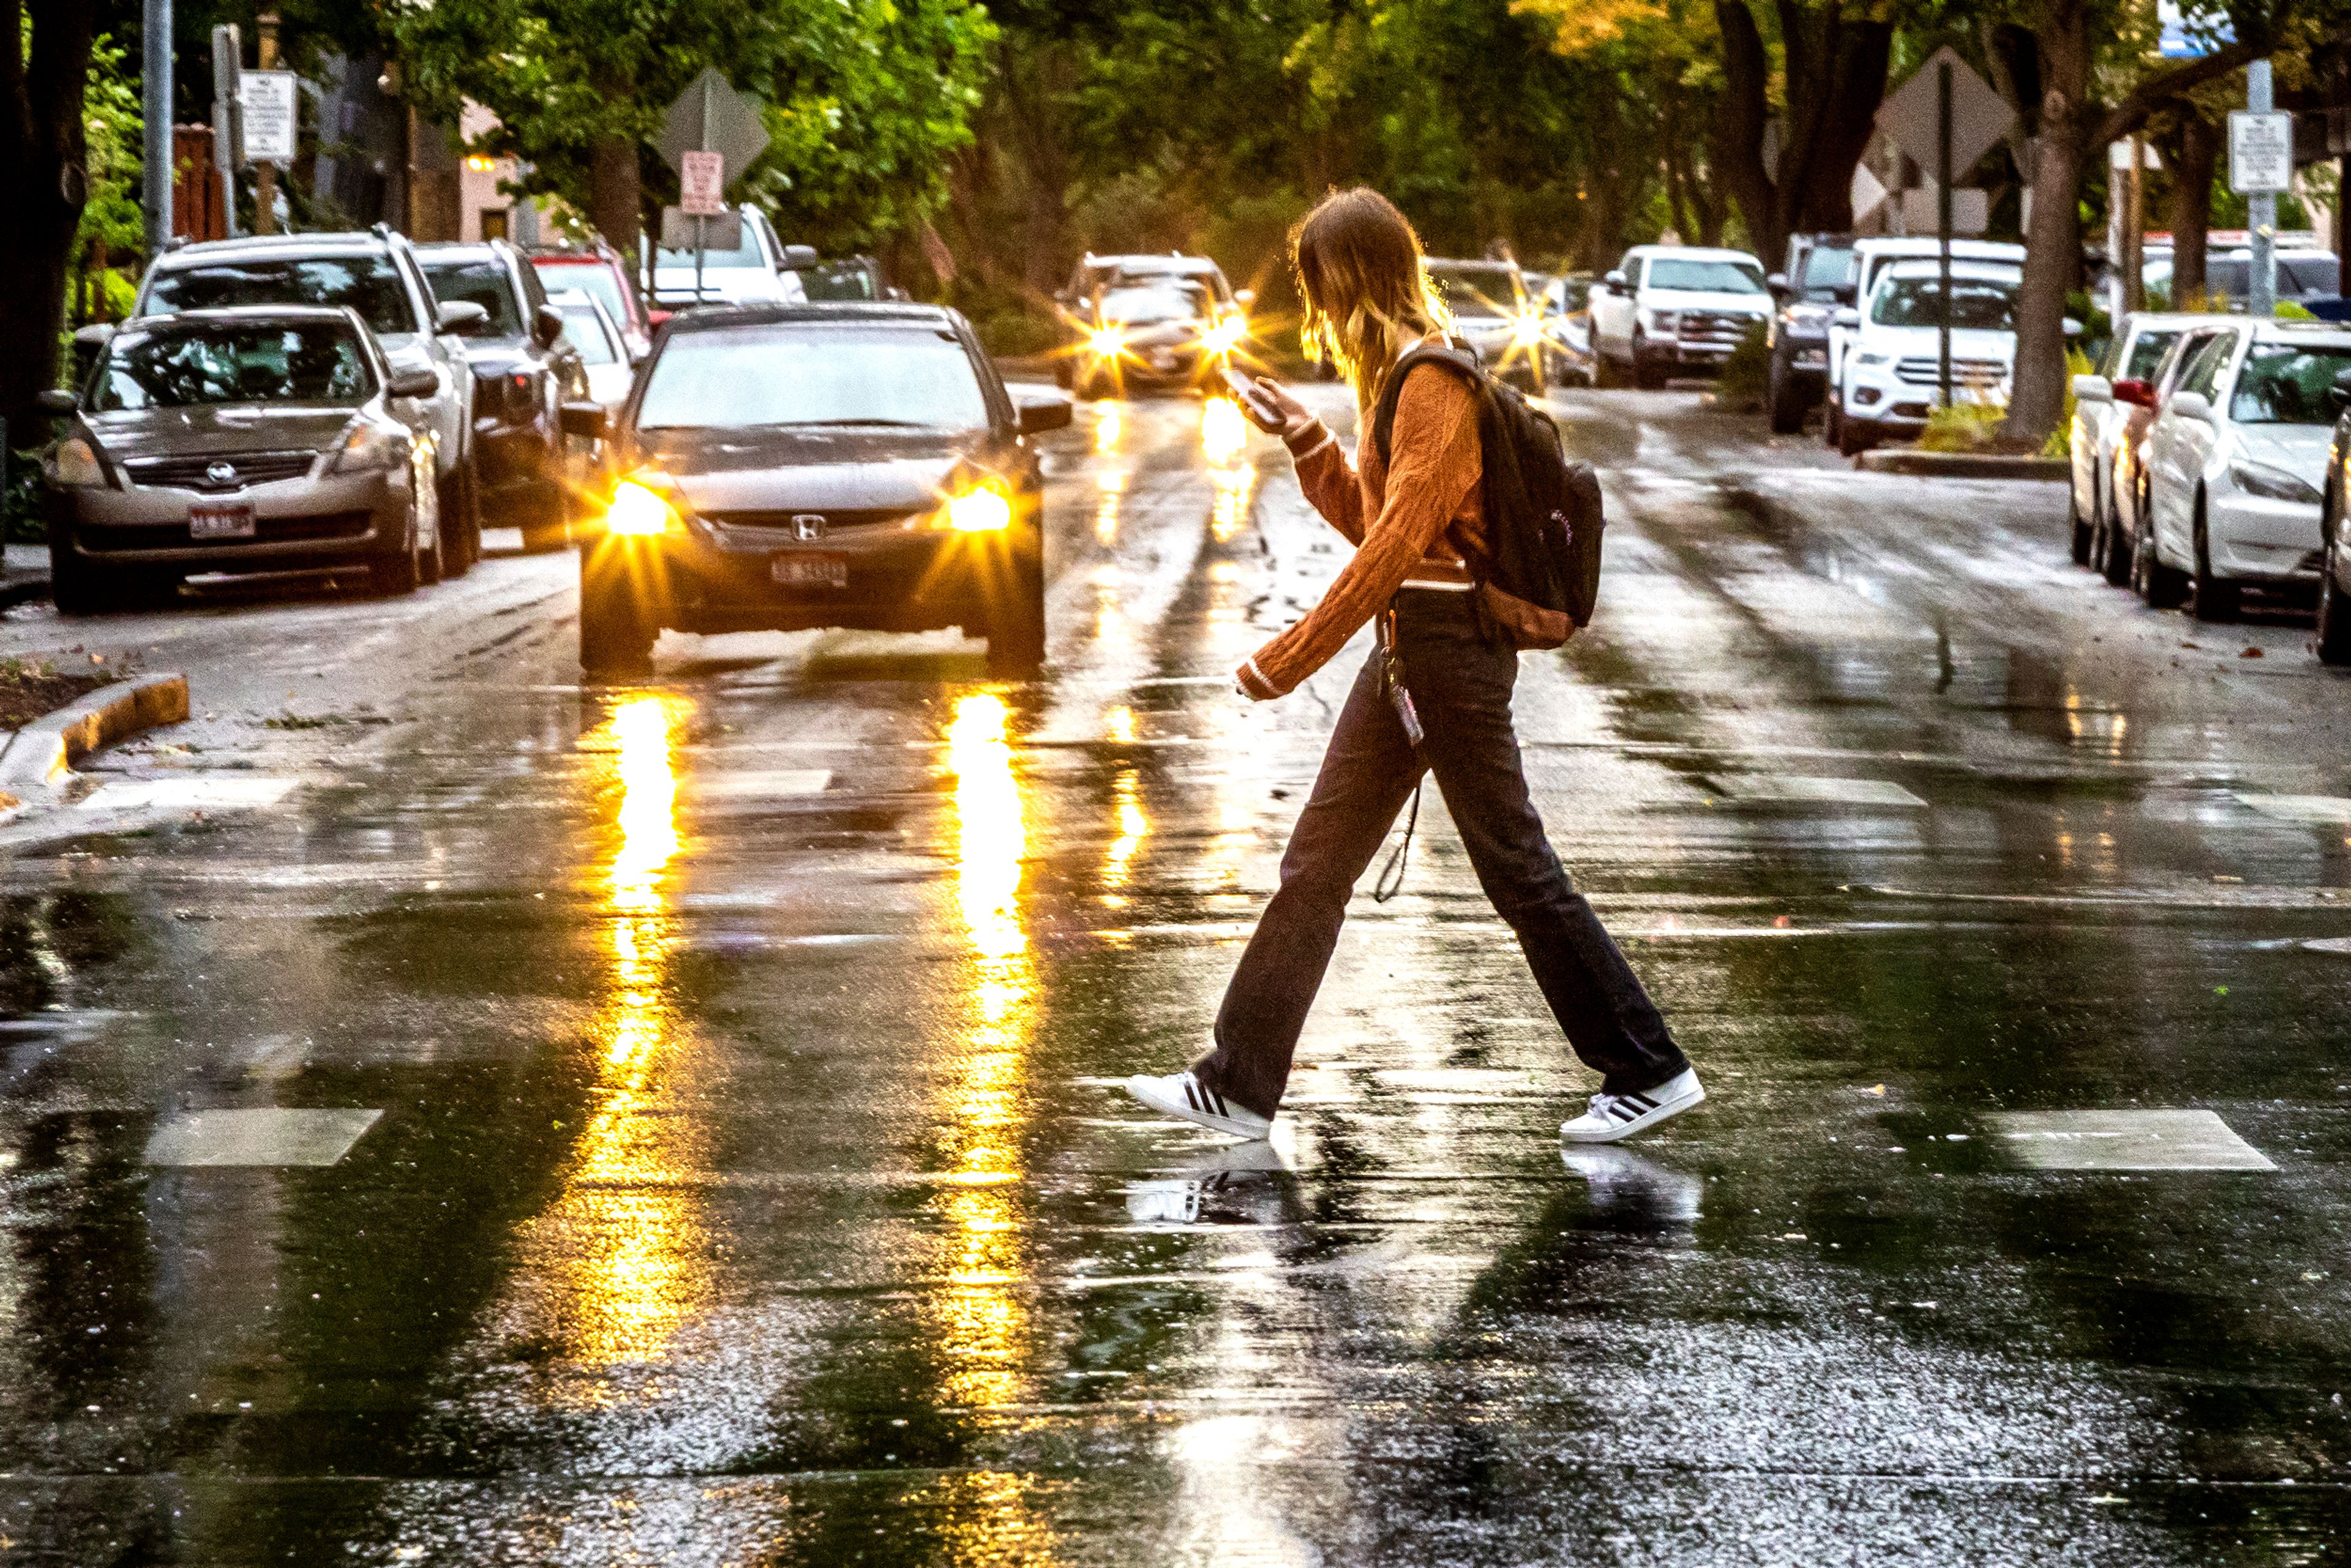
[1370,342,1485,470]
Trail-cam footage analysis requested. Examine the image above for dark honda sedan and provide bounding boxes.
[567,303,1071,677]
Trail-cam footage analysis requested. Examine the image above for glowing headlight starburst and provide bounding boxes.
[947,483,1014,533]
[606,478,678,537]
[1203,315,1247,356]
[1088,325,1126,359]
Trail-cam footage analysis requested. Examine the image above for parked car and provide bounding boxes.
[40,306,446,610]
[2140,321,2351,618]
[529,239,653,361]
[127,228,484,572]
[418,239,591,552]
[547,290,636,416]
[1828,259,2033,456]
[1821,237,2025,448]
[1424,259,1554,392]
[643,204,819,312]
[1589,246,1771,388]
[1764,233,1854,432]
[566,302,1072,678]
[792,255,906,302]
[2139,248,2342,313]
[2315,368,2351,661]
[2064,312,2205,576]
[2116,326,2235,600]
[1055,253,1251,397]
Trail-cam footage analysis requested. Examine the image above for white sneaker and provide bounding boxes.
[1559,1067,1705,1144]
[1125,1070,1273,1142]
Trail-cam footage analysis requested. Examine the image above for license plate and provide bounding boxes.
[771,553,848,589]
[189,500,255,539]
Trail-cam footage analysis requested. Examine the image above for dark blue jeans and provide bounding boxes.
[1194,588,1689,1118]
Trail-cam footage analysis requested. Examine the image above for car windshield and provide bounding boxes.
[1645,258,1766,294]
[1871,276,2019,330]
[654,224,762,271]
[537,262,632,329]
[2124,329,2181,380]
[420,258,523,336]
[146,255,414,336]
[637,326,989,432]
[554,302,620,366]
[1799,246,1855,296]
[94,321,372,411]
[801,263,880,301]
[1553,277,1591,312]
[1430,268,1522,318]
[1097,285,1207,324]
[2229,342,2351,425]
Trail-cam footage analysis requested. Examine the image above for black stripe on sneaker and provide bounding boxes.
[1210,1087,1228,1117]
[1183,1079,1200,1112]
[1625,1092,1657,1111]
[1611,1100,1640,1121]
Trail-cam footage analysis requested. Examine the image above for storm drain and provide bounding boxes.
[1987,1109,2273,1171]
[1704,775,1926,809]
[143,1108,383,1168]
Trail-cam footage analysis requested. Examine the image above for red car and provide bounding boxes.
[528,242,653,363]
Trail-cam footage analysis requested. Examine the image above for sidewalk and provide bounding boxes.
[1,543,49,610]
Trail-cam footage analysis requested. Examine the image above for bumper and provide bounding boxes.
[45,469,409,572]
[1637,339,1736,375]
[2210,493,2324,581]
[1774,339,1828,386]
[591,509,1043,636]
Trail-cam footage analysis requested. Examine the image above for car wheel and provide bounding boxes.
[1822,397,1843,450]
[2320,486,2351,665]
[2132,479,2187,607]
[521,488,574,553]
[1766,362,1805,435]
[2190,495,2239,622]
[1838,414,1877,459]
[986,561,1048,680]
[579,549,658,677]
[2099,490,2133,587]
[2068,485,2091,566]
[47,536,136,616]
[1631,336,1667,391]
[438,460,481,577]
[1592,352,1623,390]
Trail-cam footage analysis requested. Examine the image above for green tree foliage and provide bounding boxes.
[72,30,144,321]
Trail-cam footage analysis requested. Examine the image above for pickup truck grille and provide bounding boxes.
[1676,311,1764,348]
[1895,357,2007,388]
[123,451,318,491]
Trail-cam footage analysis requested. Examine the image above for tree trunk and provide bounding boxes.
[2005,8,2088,445]
[588,132,641,265]
[1711,0,1894,268]
[2169,110,2218,307]
[0,0,97,435]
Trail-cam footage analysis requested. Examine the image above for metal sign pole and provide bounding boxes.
[694,74,713,301]
[2248,59,2276,317]
[1938,59,1953,410]
[142,0,173,257]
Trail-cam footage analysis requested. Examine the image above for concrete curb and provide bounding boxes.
[1858,449,2069,481]
[0,673,190,811]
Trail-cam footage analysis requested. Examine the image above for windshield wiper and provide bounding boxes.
[782,418,932,429]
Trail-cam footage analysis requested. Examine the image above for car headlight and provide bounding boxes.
[332,420,409,474]
[945,482,1014,533]
[1856,351,1892,367]
[1641,310,1679,334]
[1088,326,1125,358]
[1786,304,1830,327]
[605,476,681,536]
[2230,460,2322,505]
[51,436,107,488]
[1511,310,1546,347]
[1202,315,1247,356]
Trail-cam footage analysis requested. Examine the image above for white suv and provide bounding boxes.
[645,204,817,310]
[1829,259,2024,456]
[1588,246,1771,388]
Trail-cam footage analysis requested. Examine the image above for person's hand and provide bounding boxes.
[1248,376,1313,439]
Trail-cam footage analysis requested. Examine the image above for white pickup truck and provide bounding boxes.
[1588,246,1771,389]
[645,204,817,312]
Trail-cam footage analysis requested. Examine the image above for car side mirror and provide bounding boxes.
[1014,392,1073,435]
[2062,316,2084,337]
[2112,378,2156,410]
[385,367,440,400]
[1834,307,1861,329]
[559,401,608,440]
[1834,284,1857,306]
[36,388,78,415]
[533,304,566,348]
[1766,271,1788,294]
[1234,288,1256,308]
[2170,390,2213,422]
[72,323,116,351]
[1603,270,1627,290]
[2071,373,2112,403]
[779,244,820,269]
[437,300,490,335]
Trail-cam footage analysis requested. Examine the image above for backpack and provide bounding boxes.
[1370,342,1603,649]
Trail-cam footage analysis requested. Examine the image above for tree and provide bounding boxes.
[1706,0,1896,266]
[1,0,98,431]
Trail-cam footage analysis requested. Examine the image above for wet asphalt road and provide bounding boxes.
[6,386,2351,1565]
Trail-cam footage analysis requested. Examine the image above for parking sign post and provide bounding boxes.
[2233,60,2287,317]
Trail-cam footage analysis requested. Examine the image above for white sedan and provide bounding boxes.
[2140,321,2351,619]
[547,290,637,416]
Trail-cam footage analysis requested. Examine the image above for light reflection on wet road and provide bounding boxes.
[4,389,2351,1561]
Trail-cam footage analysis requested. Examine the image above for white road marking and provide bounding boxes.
[1704,774,1927,808]
[144,1107,383,1168]
[1989,1109,2274,1171]
[2235,793,2351,824]
[685,770,833,800]
[77,776,299,812]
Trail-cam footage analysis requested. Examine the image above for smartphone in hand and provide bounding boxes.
[1221,367,1289,433]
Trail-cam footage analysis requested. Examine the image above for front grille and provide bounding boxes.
[1676,312,1763,349]
[1895,357,2006,388]
[700,509,917,549]
[123,450,319,491]
[80,510,373,553]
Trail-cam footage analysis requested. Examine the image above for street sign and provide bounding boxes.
[1874,47,2014,179]
[2230,110,2293,193]
[2158,0,2233,58]
[1900,186,1987,235]
[210,24,244,170]
[241,70,298,164]
[678,149,726,217]
[658,67,771,182]
[661,206,741,251]
[1850,163,1889,224]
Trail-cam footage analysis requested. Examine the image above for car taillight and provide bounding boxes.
[504,371,534,416]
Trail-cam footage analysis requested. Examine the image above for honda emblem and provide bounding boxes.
[792,514,827,541]
[206,461,239,487]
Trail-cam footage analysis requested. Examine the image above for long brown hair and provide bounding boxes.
[1291,188,1454,413]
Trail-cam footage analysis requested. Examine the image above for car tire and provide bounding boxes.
[2132,479,2188,607]
[2190,496,2239,622]
[439,460,482,577]
[1593,351,1624,390]
[1822,397,1843,451]
[986,561,1048,680]
[1766,362,1805,435]
[2099,492,2133,587]
[1837,414,1877,459]
[48,538,139,616]
[2068,486,2091,566]
[579,550,658,678]
[2320,483,2351,665]
[1631,337,1667,391]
